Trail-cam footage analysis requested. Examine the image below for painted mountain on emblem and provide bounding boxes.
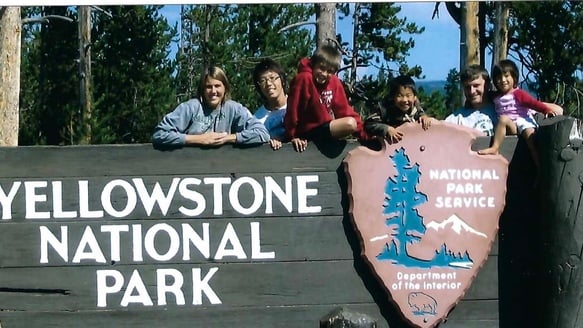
[425,214,487,238]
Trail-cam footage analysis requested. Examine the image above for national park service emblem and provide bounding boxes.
[343,122,508,327]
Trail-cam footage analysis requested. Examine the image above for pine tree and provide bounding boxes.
[337,3,424,117]
[176,4,313,112]
[37,6,78,145]
[337,3,424,83]
[19,7,43,145]
[443,68,461,114]
[381,148,427,258]
[506,2,583,117]
[417,87,447,120]
[91,5,176,143]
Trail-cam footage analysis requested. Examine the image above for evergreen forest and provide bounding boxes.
[14,3,583,145]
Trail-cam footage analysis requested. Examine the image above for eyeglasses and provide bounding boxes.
[258,75,281,87]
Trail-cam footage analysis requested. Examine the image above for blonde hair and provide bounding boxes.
[198,66,232,103]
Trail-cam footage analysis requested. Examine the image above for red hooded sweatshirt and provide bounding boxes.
[284,57,366,141]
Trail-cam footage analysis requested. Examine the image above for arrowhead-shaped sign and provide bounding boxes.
[343,122,508,327]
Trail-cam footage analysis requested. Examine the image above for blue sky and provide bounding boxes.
[160,2,461,81]
[397,2,460,81]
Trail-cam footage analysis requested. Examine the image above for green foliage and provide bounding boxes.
[343,68,391,119]
[16,4,434,145]
[175,4,313,112]
[18,3,583,145]
[552,80,583,119]
[35,6,78,145]
[19,7,43,145]
[507,1,583,117]
[337,3,425,119]
[91,5,176,144]
[443,68,461,114]
[417,89,446,120]
[19,5,176,145]
[337,3,425,81]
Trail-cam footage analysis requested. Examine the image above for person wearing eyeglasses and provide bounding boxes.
[284,44,367,153]
[252,58,288,150]
[152,66,269,149]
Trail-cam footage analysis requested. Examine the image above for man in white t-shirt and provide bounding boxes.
[444,65,498,136]
[445,64,563,136]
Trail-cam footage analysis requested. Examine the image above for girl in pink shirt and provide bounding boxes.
[478,59,560,169]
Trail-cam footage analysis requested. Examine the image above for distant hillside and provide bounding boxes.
[417,80,447,95]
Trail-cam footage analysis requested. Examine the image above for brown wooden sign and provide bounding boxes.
[344,122,509,327]
[0,137,527,327]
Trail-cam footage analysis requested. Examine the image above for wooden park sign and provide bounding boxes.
[344,122,509,327]
[0,123,538,327]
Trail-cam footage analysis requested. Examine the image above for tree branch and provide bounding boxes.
[326,37,348,55]
[432,2,441,19]
[90,6,113,18]
[21,15,74,25]
[278,20,316,33]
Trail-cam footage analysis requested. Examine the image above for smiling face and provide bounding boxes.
[312,62,336,86]
[495,71,515,95]
[203,77,225,109]
[463,76,487,108]
[393,86,417,113]
[258,70,284,102]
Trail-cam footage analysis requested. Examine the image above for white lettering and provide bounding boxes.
[429,169,501,180]
[0,181,20,220]
[250,221,275,259]
[265,176,292,214]
[120,270,153,306]
[192,267,221,305]
[144,223,180,261]
[296,175,321,214]
[25,181,50,219]
[132,224,143,262]
[435,196,496,208]
[133,178,180,216]
[52,181,77,218]
[39,225,68,263]
[96,269,124,307]
[214,223,246,260]
[157,268,185,306]
[446,183,484,194]
[79,180,104,218]
[178,178,206,217]
[182,223,210,260]
[204,177,231,215]
[101,225,129,262]
[72,226,106,263]
[229,177,263,215]
[102,179,137,218]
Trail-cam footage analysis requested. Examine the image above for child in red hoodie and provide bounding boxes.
[284,44,366,152]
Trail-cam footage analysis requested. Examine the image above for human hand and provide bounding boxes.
[386,126,403,143]
[291,138,308,152]
[546,108,562,118]
[419,115,432,130]
[544,102,563,117]
[200,132,229,146]
[269,138,283,150]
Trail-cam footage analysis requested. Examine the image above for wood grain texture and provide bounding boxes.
[0,135,520,327]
